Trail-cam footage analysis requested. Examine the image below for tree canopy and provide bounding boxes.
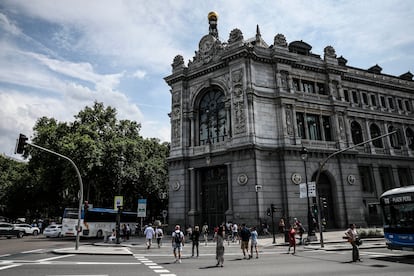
[0,102,169,221]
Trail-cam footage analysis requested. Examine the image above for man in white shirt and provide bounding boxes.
[144,223,155,249]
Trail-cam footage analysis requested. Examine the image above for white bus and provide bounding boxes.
[62,207,137,238]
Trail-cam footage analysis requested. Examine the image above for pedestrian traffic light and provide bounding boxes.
[15,134,28,154]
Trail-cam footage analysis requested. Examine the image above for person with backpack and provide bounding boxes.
[172,225,185,263]
[155,226,163,248]
[240,223,251,259]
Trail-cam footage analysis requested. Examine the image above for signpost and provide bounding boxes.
[137,199,147,232]
[299,182,316,198]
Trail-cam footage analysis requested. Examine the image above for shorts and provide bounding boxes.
[241,240,249,249]
[251,240,257,246]
[173,242,182,251]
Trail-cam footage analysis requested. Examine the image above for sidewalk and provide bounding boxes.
[53,230,386,255]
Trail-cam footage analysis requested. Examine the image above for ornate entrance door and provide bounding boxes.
[201,166,228,228]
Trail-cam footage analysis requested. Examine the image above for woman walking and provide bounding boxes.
[191,225,200,257]
[215,225,225,267]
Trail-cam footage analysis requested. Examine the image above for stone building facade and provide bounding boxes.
[164,12,414,230]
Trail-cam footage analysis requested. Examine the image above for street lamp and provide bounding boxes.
[300,147,315,241]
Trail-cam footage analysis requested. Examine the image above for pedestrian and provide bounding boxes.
[344,223,361,262]
[278,218,285,235]
[190,225,200,257]
[202,222,209,246]
[294,218,305,244]
[250,226,259,258]
[232,222,238,242]
[288,225,296,254]
[155,226,163,248]
[144,223,155,249]
[240,223,251,259]
[214,224,225,267]
[126,224,131,240]
[186,225,192,239]
[172,225,185,263]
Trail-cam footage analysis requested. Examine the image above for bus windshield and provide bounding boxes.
[382,202,414,229]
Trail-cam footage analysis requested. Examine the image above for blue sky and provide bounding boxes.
[1,0,413,158]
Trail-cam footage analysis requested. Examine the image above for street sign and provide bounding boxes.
[299,182,316,198]
[137,199,147,218]
[114,196,123,210]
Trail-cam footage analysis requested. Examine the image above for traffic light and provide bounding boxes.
[15,134,28,154]
[266,208,271,216]
[321,197,328,208]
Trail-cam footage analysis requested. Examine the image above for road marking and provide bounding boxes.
[0,254,11,258]
[37,254,75,262]
[154,270,170,273]
[21,249,44,254]
[0,264,21,271]
[46,275,108,276]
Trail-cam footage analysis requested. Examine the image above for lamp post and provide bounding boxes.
[300,147,315,241]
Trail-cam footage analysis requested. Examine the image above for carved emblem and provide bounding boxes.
[274,34,287,47]
[228,28,244,44]
[324,46,336,58]
[172,55,184,69]
[199,35,216,64]
[291,173,302,185]
[237,174,248,185]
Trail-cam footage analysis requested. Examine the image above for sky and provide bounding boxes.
[1,0,413,158]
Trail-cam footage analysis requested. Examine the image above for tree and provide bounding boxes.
[18,101,169,219]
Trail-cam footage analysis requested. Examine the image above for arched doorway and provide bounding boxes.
[200,166,228,228]
[313,172,337,229]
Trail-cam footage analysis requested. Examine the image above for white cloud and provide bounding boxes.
[0,12,21,35]
[132,70,147,79]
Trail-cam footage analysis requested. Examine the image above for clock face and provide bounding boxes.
[198,35,216,64]
[347,174,356,185]
[291,173,302,185]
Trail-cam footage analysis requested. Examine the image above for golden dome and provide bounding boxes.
[208,11,218,21]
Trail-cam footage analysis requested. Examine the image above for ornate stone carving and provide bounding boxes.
[274,33,287,47]
[172,106,181,147]
[233,101,246,134]
[286,106,293,135]
[190,34,223,66]
[228,28,244,44]
[237,174,248,185]
[172,55,184,69]
[231,69,246,134]
[324,46,336,58]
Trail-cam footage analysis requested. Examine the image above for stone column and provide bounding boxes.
[224,162,234,222]
[188,168,197,226]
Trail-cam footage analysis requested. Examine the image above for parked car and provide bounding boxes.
[13,224,41,236]
[44,224,62,238]
[0,222,25,238]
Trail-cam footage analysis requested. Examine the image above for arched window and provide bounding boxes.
[388,126,401,149]
[351,121,363,144]
[199,88,227,145]
[370,123,383,148]
[406,127,414,150]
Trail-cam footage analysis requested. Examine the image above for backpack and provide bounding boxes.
[174,230,182,244]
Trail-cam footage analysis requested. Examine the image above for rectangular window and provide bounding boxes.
[397,99,403,110]
[322,116,332,141]
[303,81,314,93]
[370,94,377,106]
[307,114,321,140]
[293,79,300,92]
[404,100,412,111]
[380,96,386,108]
[379,166,394,192]
[362,93,368,105]
[352,91,359,104]
[317,83,326,95]
[388,97,394,109]
[359,166,374,193]
[344,90,349,102]
[397,167,412,187]
[296,112,305,138]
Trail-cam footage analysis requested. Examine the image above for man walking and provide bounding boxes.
[172,225,185,263]
[144,223,155,249]
[240,223,251,259]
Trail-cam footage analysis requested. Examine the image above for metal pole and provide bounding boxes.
[314,130,397,248]
[26,142,84,250]
[304,158,314,240]
[271,210,275,244]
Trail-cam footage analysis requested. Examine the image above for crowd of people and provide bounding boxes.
[138,219,362,264]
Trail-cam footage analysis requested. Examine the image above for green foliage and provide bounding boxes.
[2,102,169,221]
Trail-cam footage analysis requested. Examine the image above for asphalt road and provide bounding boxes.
[1,236,413,276]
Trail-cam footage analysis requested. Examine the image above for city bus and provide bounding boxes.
[62,207,138,238]
[379,185,414,251]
